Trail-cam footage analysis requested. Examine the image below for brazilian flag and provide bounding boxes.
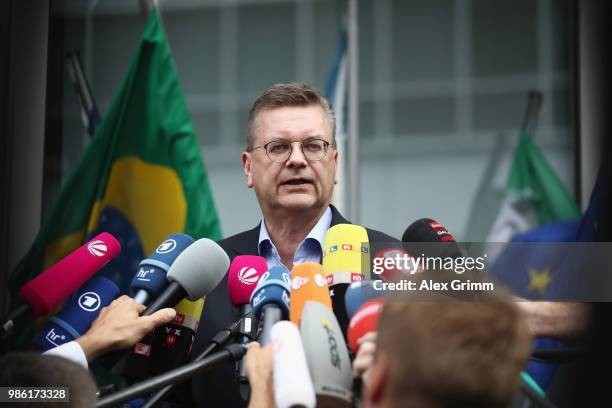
[8,9,221,347]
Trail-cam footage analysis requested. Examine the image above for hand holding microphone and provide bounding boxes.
[76,295,176,361]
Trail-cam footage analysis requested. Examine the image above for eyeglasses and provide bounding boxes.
[250,138,332,163]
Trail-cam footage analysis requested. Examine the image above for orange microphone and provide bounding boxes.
[289,262,332,326]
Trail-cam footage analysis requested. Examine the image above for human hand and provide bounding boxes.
[352,331,377,379]
[75,295,176,360]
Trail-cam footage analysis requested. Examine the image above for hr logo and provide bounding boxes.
[45,328,66,347]
[136,267,155,281]
[78,292,101,312]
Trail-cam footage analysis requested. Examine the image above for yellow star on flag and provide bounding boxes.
[527,267,552,295]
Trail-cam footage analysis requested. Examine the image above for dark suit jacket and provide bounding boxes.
[189,205,398,407]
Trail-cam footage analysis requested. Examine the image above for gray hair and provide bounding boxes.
[246,82,336,150]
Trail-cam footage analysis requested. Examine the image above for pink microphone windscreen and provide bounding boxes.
[228,255,268,306]
[19,232,121,317]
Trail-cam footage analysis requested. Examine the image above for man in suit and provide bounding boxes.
[189,83,397,407]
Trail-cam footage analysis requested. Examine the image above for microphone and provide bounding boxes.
[250,266,291,346]
[271,321,316,408]
[300,301,353,407]
[401,218,463,261]
[120,238,228,380]
[34,276,120,350]
[322,224,370,335]
[289,262,332,327]
[372,247,422,281]
[227,255,267,399]
[96,344,247,408]
[130,233,194,305]
[149,298,204,375]
[347,299,384,353]
[143,238,230,316]
[2,232,121,336]
[344,280,383,320]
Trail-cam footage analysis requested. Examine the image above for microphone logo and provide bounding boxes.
[292,276,309,290]
[78,292,101,312]
[314,273,327,287]
[238,267,260,285]
[156,239,177,254]
[87,240,108,257]
[45,328,67,347]
[321,319,341,369]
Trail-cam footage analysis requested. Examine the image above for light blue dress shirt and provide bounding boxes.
[258,206,332,272]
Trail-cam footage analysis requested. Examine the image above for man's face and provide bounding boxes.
[242,104,338,215]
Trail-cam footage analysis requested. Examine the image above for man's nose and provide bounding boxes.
[286,143,308,167]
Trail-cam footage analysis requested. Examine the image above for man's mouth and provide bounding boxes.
[282,177,312,186]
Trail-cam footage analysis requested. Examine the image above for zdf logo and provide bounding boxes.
[87,240,107,257]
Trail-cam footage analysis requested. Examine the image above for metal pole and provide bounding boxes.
[521,90,543,137]
[139,0,156,20]
[347,0,360,223]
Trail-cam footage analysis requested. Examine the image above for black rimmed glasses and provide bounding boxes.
[250,138,332,163]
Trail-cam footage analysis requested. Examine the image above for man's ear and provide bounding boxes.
[364,351,389,406]
[333,148,339,184]
[242,152,254,188]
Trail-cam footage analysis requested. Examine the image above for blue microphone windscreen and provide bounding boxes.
[130,233,194,296]
[34,276,120,350]
[250,266,291,319]
[344,280,382,320]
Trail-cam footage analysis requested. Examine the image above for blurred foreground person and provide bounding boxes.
[0,352,97,407]
[361,300,532,408]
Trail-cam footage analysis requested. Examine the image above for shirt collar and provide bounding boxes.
[258,206,333,256]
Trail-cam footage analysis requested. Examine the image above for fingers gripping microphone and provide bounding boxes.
[250,266,291,346]
[130,233,194,305]
[34,276,120,350]
[3,232,121,336]
[347,299,384,353]
[143,238,230,316]
[148,298,204,375]
[290,263,332,327]
[271,321,316,408]
[322,224,370,336]
[300,301,353,407]
[228,255,267,399]
[122,239,229,381]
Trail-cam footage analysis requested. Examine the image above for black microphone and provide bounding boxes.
[401,218,462,259]
[227,255,267,400]
[117,238,229,381]
[141,318,243,408]
[96,344,246,408]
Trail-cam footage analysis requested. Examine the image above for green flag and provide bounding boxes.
[487,130,580,243]
[8,9,221,346]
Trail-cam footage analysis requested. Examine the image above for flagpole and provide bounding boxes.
[347,0,360,223]
[522,90,543,137]
[139,0,157,20]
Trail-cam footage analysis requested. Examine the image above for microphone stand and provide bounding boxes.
[96,344,246,408]
[141,317,243,408]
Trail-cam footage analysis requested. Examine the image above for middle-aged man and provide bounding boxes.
[189,83,398,407]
